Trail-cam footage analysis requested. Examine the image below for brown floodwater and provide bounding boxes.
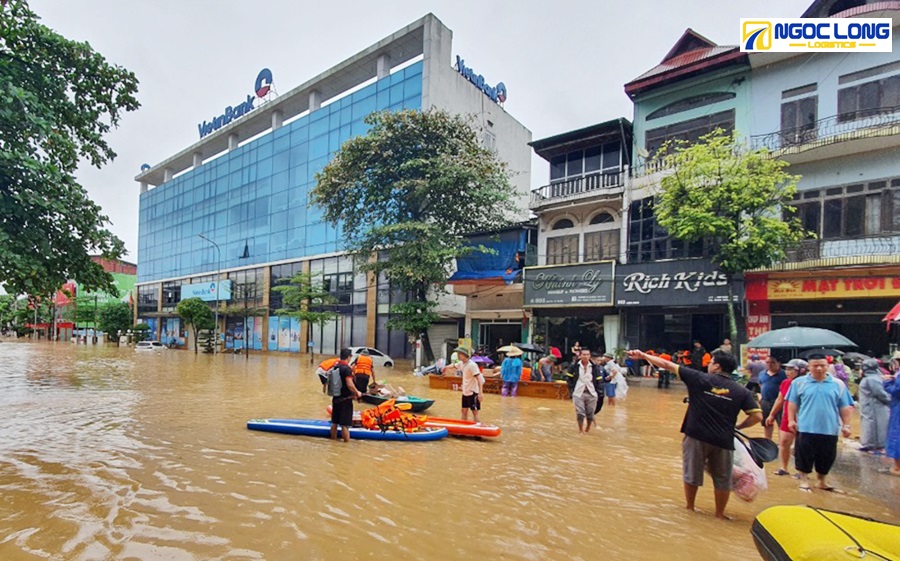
[1,342,897,560]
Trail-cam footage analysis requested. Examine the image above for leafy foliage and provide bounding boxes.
[274,271,339,362]
[311,109,516,351]
[97,301,132,341]
[655,130,808,341]
[176,298,215,353]
[0,1,139,297]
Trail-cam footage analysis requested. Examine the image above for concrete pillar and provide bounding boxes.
[366,252,377,349]
[163,168,173,182]
[309,90,322,112]
[260,266,271,351]
[421,15,452,111]
[228,133,239,151]
[140,181,149,194]
[299,260,311,355]
[271,109,284,130]
[376,53,391,79]
[192,152,203,168]
[620,165,631,264]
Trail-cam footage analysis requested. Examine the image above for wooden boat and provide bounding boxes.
[428,374,570,400]
[361,393,434,412]
[247,418,448,441]
[752,505,900,560]
[328,407,501,438]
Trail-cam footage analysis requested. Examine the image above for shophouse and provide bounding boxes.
[524,119,633,354]
[134,15,532,356]
[744,0,900,355]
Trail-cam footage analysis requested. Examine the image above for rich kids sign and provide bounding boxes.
[615,259,741,307]
[523,262,615,307]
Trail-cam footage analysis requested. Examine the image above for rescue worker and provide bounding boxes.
[350,348,377,393]
[315,356,340,392]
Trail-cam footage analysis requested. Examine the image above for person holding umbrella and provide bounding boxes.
[500,346,524,397]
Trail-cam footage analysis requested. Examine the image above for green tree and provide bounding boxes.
[223,283,267,354]
[655,130,808,344]
[176,298,215,353]
[97,301,132,344]
[311,109,516,361]
[0,1,139,298]
[273,271,339,364]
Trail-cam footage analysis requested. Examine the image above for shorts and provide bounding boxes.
[794,432,839,475]
[354,374,371,392]
[573,392,598,422]
[331,397,353,427]
[682,435,734,490]
[604,383,616,398]
[761,399,781,426]
[745,381,761,394]
[462,393,481,411]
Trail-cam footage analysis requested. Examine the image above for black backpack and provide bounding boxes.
[326,366,343,397]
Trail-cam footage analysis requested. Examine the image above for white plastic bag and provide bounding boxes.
[732,437,768,502]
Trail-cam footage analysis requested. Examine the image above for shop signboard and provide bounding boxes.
[180,280,232,302]
[523,262,615,307]
[615,259,741,307]
[767,274,900,300]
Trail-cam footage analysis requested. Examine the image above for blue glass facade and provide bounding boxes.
[138,62,423,282]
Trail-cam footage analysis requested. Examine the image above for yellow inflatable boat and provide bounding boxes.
[752,505,900,560]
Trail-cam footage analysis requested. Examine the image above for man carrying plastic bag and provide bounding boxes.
[733,436,768,502]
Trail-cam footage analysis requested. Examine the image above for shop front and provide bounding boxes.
[745,267,900,356]
[523,261,617,357]
[616,259,742,355]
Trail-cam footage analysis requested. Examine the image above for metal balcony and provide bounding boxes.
[781,234,900,268]
[529,171,625,210]
[750,109,900,155]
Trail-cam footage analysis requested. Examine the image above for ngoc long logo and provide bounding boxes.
[742,21,773,51]
[740,18,892,52]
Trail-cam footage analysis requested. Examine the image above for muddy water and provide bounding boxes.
[0,342,897,560]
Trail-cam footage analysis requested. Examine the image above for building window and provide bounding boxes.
[645,110,735,157]
[269,261,303,312]
[584,230,619,262]
[323,272,353,306]
[780,95,817,145]
[137,284,159,314]
[838,67,900,123]
[229,268,264,307]
[787,180,900,239]
[589,212,615,225]
[627,198,709,263]
[645,92,736,120]
[551,218,575,230]
[548,140,621,182]
[547,235,579,265]
[161,281,181,311]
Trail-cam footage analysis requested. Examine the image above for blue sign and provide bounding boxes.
[180,280,232,302]
[197,69,273,139]
[455,56,506,104]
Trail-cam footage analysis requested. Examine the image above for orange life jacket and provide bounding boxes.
[660,353,672,362]
[318,358,339,371]
[520,367,532,381]
[702,353,712,368]
[353,355,374,376]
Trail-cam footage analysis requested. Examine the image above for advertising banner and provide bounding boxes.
[180,280,233,302]
[253,317,263,351]
[523,262,615,307]
[290,318,301,352]
[268,317,278,351]
[278,317,291,351]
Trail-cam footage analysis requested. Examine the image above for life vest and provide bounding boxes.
[520,367,532,382]
[702,353,712,368]
[353,355,374,376]
[360,399,426,432]
[660,353,672,362]
[318,358,340,372]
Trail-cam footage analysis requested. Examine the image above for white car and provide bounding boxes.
[135,340,166,352]
[347,346,394,367]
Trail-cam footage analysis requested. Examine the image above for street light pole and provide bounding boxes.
[198,234,221,355]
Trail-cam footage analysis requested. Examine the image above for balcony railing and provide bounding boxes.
[530,171,624,208]
[784,234,900,263]
[751,108,900,153]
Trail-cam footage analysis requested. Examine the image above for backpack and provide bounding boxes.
[326,366,344,397]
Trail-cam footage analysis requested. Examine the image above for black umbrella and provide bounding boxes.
[797,348,845,359]
[843,352,872,363]
[513,342,545,354]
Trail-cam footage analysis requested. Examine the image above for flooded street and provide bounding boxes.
[1,342,897,560]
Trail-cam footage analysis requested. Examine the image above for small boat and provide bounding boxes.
[247,418,448,441]
[752,505,900,561]
[327,407,501,438]
[429,374,570,400]
[361,393,434,412]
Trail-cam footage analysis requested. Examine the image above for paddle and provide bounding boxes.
[735,429,779,467]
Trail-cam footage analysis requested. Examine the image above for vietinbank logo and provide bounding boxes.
[455,56,507,104]
[197,68,274,139]
[740,19,892,52]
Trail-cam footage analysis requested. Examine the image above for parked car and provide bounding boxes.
[347,346,394,367]
[135,340,166,352]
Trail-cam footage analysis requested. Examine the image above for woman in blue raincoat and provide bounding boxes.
[500,346,524,397]
[885,356,900,476]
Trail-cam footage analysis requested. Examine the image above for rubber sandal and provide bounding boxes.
[799,484,811,493]
[773,469,791,476]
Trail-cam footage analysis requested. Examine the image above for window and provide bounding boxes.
[547,141,622,182]
[269,261,302,311]
[645,110,735,156]
[627,198,710,263]
[584,230,619,262]
[547,235,579,265]
[137,284,159,314]
[645,92,736,120]
[590,212,615,225]
[787,180,900,239]
[838,75,900,122]
[323,272,352,306]
[780,96,817,145]
[552,218,575,230]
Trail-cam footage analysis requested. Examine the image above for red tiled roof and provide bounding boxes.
[630,45,738,83]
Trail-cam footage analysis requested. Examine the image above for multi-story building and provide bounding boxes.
[744,0,900,355]
[133,14,532,356]
[524,119,632,354]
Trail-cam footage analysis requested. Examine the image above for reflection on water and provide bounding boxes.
[1,342,897,560]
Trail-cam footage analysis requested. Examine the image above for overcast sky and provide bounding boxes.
[30,0,811,260]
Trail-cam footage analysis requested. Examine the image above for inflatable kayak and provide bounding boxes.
[327,407,501,438]
[752,505,900,561]
[361,393,434,412]
[247,419,448,441]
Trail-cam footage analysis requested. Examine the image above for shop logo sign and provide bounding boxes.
[455,56,507,103]
[622,270,728,294]
[197,69,274,139]
[741,19,892,52]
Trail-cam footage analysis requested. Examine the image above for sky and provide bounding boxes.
[30,0,813,260]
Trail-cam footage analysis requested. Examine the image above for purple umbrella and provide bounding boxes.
[471,355,494,365]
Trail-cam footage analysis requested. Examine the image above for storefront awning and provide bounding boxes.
[882,300,900,329]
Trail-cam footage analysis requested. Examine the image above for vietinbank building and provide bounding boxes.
[134,14,532,357]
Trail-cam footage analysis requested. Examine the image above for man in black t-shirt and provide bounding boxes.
[330,348,362,442]
[628,349,762,520]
